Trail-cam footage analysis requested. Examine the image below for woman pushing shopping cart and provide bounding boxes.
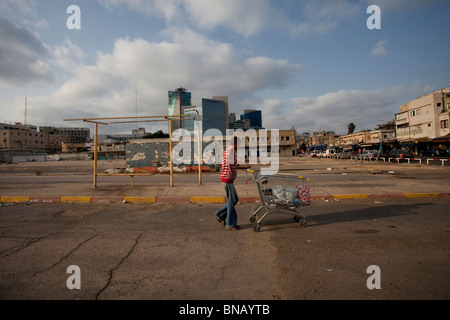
[247,169,310,232]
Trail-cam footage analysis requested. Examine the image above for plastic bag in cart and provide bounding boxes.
[272,186,299,203]
[272,185,285,200]
[284,187,298,202]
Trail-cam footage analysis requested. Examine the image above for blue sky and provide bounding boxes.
[0,0,449,136]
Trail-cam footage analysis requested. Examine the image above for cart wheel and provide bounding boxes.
[293,215,300,222]
[249,216,256,223]
[301,218,307,227]
[253,224,261,232]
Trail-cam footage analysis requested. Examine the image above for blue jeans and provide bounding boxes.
[215,183,239,227]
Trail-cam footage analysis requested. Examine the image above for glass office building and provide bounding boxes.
[240,109,262,128]
[183,98,226,135]
[202,98,226,135]
[168,87,191,132]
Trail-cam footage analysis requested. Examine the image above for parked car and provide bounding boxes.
[336,151,352,159]
[384,149,412,159]
[323,148,337,157]
[317,150,326,158]
[419,149,446,157]
[359,150,378,158]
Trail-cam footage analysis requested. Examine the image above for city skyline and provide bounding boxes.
[0,0,449,136]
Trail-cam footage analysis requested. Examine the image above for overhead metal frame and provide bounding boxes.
[64,115,199,188]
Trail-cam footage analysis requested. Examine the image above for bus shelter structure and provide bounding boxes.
[64,115,200,188]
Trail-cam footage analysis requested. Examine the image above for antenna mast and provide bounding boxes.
[135,88,138,132]
[24,94,27,124]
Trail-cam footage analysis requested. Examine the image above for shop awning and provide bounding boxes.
[432,133,450,143]
[308,144,326,150]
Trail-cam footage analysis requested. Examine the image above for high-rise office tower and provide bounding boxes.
[183,98,227,135]
[212,96,229,130]
[202,98,226,135]
[240,109,262,128]
[168,87,191,132]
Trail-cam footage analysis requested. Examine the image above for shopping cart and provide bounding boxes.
[247,169,310,232]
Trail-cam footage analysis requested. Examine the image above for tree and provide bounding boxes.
[300,142,307,152]
[347,123,356,134]
[143,130,169,139]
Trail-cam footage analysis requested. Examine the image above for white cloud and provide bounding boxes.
[0,0,38,18]
[97,0,361,37]
[290,0,360,36]
[286,87,406,134]
[183,0,275,37]
[371,39,388,57]
[0,0,48,30]
[98,0,182,20]
[411,80,434,98]
[0,17,53,87]
[259,99,291,129]
[25,28,301,132]
[51,38,85,74]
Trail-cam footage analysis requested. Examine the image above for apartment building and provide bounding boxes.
[39,126,90,153]
[395,86,450,144]
[335,129,395,149]
[311,131,338,147]
[279,129,297,156]
[438,91,450,137]
[0,122,45,153]
[237,129,296,157]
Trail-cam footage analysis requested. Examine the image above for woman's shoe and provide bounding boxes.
[216,216,225,225]
[225,225,241,230]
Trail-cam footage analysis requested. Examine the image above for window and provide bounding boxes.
[410,110,415,117]
[441,120,449,129]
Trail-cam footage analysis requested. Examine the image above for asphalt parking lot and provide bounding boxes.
[1,198,449,301]
[1,157,449,310]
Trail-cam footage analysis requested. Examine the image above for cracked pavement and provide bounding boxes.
[1,199,449,300]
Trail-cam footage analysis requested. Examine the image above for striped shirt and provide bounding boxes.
[220,145,237,183]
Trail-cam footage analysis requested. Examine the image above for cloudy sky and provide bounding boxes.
[0,0,449,137]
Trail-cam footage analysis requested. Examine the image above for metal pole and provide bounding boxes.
[93,122,98,188]
[169,120,173,187]
[196,110,202,185]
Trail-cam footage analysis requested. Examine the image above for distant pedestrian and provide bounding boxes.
[215,136,240,230]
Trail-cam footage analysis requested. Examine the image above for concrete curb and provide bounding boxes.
[1,193,449,205]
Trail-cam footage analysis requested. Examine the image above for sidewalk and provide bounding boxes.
[0,158,449,204]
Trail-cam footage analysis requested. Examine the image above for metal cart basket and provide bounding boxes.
[247,169,310,232]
